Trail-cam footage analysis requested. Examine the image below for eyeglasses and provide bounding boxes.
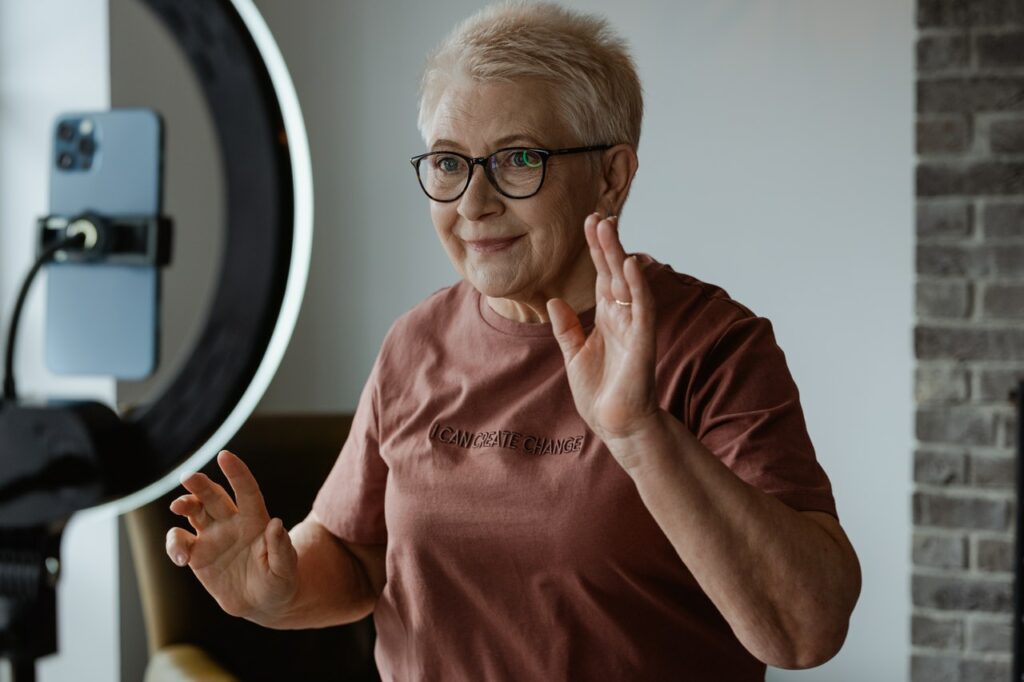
[409,144,613,202]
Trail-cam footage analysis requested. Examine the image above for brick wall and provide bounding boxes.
[914,1,1024,680]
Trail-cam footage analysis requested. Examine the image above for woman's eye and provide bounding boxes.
[508,150,542,168]
[434,156,463,173]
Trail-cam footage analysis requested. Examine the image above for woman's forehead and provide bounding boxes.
[427,80,567,151]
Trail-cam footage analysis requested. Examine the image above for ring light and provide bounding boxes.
[98,0,314,515]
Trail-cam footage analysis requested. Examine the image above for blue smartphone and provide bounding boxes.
[44,108,163,380]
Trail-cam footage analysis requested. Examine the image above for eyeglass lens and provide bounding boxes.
[418,148,545,200]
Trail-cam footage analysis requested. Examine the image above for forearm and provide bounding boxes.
[608,409,858,669]
[253,516,376,629]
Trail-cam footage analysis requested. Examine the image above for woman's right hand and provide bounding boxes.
[165,449,299,622]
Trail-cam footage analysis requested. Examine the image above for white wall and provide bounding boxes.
[0,2,119,682]
[250,1,913,679]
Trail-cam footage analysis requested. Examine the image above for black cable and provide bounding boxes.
[3,233,86,403]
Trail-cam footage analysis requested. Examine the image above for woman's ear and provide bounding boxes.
[597,144,639,217]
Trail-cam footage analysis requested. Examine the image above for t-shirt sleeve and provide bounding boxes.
[687,314,838,520]
[312,348,389,544]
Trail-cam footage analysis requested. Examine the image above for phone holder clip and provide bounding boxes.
[36,211,172,266]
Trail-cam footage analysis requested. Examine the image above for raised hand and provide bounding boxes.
[165,449,298,621]
[547,213,659,463]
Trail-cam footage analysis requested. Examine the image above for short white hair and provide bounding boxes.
[417,1,644,150]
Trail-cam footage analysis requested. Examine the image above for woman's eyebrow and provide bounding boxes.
[429,134,545,152]
[430,138,463,151]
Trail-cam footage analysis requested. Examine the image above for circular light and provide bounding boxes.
[81,0,314,520]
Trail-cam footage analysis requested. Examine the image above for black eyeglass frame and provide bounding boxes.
[409,144,614,202]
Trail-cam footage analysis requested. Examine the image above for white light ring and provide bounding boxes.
[85,0,314,520]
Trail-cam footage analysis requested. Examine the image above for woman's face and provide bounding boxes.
[424,78,604,318]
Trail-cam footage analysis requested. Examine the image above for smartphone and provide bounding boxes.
[44,108,163,380]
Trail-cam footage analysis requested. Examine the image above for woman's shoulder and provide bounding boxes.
[633,252,757,321]
[382,279,474,343]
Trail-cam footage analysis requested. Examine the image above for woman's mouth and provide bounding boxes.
[465,235,524,253]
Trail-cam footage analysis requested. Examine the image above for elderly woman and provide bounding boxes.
[165,2,861,680]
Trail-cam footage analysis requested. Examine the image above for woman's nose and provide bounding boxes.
[457,165,503,221]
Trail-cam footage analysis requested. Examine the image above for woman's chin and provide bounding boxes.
[463,265,521,298]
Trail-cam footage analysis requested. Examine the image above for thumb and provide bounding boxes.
[265,518,297,581]
[547,298,586,365]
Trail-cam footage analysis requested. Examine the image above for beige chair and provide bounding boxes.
[125,413,379,681]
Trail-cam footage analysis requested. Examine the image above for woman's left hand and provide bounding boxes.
[547,213,660,458]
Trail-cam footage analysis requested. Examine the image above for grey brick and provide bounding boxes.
[977,30,1024,68]
[916,407,999,445]
[993,244,1024,275]
[918,117,972,154]
[914,531,969,567]
[976,537,1014,571]
[918,0,1024,27]
[911,653,958,682]
[917,364,972,402]
[917,244,1024,278]
[915,450,969,484]
[1000,411,1019,447]
[916,245,988,277]
[918,163,969,195]
[919,34,971,71]
[977,368,1023,401]
[912,573,1013,611]
[917,161,1024,196]
[912,614,965,649]
[990,117,1024,152]
[918,280,973,318]
[918,200,974,237]
[916,325,1024,360]
[913,491,1011,529]
[982,201,1024,237]
[970,161,1024,193]
[981,283,1024,319]
[970,454,1016,488]
[969,618,1012,652]
[918,78,1024,113]
[960,657,1011,681]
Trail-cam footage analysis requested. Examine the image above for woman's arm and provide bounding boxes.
[255,511,386,630]
[607,408,861,670]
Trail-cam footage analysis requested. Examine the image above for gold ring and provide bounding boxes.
[615,299,632,306]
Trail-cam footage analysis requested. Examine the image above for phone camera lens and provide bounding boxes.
[57,122,75,141]
[78,137,95,154]
[57,152,74,169]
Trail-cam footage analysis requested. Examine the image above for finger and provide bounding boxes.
[166,527,196,567]
[547,298,586,364]
[217,450,267,518]
[597,217,631,304]
[265,518,297,581]
[584,214,613,301]
[624,255,655,339]
[179,471,237,520]
[169,494,214,532]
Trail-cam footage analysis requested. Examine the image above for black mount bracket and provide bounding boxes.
[37,211,172,266]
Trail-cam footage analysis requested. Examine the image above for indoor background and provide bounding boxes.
[3,0,920,679]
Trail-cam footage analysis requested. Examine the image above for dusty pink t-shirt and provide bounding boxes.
[312,253,837,681]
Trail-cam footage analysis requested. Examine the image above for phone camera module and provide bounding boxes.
[57,152,75,170]
[57,121,76,141]
[78,136,96,155]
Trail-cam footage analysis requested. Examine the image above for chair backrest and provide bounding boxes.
[125,412,379,681]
